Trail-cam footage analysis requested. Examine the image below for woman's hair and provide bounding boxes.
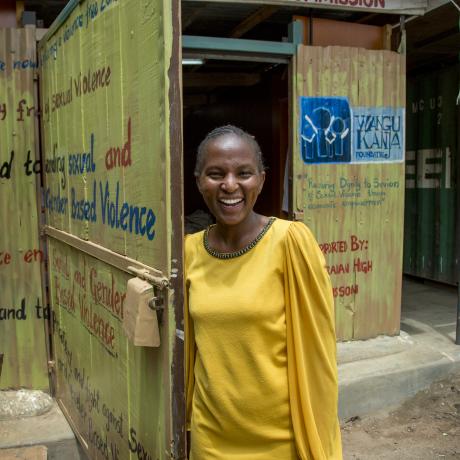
[194,125,265,176]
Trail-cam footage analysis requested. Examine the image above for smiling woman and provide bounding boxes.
[195,126,266,245]
[185,125,342,460]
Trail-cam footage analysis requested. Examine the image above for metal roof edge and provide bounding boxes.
[182,35,296,56]
[38,0,80,47]
[427,0,456,13]
[182,0,429,16]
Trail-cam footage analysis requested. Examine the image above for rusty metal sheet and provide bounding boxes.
[293,45,405,340]
[0,27,48,390]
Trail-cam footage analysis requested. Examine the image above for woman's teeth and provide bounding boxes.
[219,198,243,206]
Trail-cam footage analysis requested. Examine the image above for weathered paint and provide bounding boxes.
[293,46,405,340]
[404,65,458,284]
[39,0,169,273]
[39,0,183,457]
[0,27,48,390]
[48,238,167,459]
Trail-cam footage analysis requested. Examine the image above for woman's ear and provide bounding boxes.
[195,176,203,194]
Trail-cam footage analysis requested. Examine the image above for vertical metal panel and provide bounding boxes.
[438,68,457,283]
[404,65,458,284]
[416,74,437,278]
[404,81,418,275]
[293,45,405,340]
[0,27,48,389]
[38,0,183,457]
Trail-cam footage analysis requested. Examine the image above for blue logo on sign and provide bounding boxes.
[300,97,352,164]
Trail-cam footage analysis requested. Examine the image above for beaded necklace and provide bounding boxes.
[203,217,276,260]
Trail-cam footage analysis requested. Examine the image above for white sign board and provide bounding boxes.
[186,0,428,15]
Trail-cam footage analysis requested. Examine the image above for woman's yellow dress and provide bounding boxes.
[185,218,342,460]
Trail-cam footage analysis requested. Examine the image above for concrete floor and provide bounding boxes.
[0,403,86,459]
[338,277,460,420]
[401,277,458,345]
[1,277,459,457]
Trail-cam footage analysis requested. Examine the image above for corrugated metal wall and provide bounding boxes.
[0,27,48,389]
[404,65,458,284]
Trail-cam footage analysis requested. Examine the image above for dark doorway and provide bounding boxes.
[182,57,289,231]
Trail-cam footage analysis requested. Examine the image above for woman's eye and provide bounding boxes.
[239,171,253,177]
[208,172,223,179]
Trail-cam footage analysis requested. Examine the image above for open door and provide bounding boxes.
[292,45,406,341]
[38,1,184,458]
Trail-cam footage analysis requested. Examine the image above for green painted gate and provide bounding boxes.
[38,0,185,458]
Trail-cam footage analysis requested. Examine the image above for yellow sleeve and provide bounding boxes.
[284,222,342,460]
[184,235,196,431]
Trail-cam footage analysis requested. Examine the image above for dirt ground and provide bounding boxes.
[341,372,460,459]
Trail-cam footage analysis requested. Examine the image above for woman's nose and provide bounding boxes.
[221,174,238,192]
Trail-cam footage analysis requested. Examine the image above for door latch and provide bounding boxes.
[148,287,165,324]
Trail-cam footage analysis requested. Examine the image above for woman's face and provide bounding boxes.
[196,134,265,227]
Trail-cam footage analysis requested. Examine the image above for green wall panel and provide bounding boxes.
[0,27,48,390]
[405,65,458,284]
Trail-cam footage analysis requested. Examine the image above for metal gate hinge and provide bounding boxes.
[127,265,169,289]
